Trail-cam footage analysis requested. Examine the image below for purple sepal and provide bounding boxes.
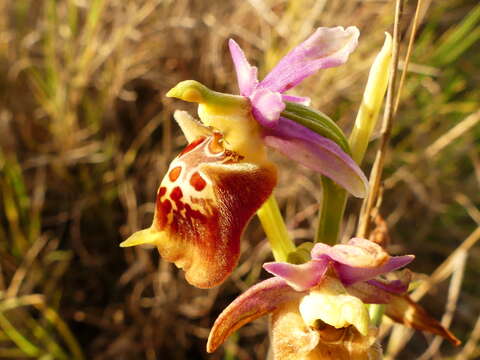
[228,39,258,96]
[258,26,360,93]
[263,117,368,198]
[366,269,412,294]
[263,260,329,292]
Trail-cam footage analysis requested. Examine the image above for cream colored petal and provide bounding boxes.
[299,277,370,336]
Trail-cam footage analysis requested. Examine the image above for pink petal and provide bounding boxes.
[259,26,360,93]
[263,117,368,198]
[206,277,304,353]
[228,39,259,96]
[335,255,415,286]
[250,88,285,127]
[310,242,332,259]
[263,259,329,291]
[281,94,311,106]
[325,238,390,268]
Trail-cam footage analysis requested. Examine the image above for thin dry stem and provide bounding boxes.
[426,109,480,158]
[393,0,424,114]
[457,314,480,360]
[418,250,466,360]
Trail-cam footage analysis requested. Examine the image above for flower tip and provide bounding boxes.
[383,32,393,47]
[354,177,369,198]
[228,38,238,49]
[206,336,220,354]
[346,169,369,198]
[377,32,393,61]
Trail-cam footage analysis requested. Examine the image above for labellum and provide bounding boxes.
[271,301,382,360]
[121,112,277,288]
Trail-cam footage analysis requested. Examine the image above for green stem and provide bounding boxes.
[368,304,385,326]
[315,33,393,245]
[257,195,296,261]
[315,178,347,245]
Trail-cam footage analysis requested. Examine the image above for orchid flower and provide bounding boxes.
[170,26,368,198]
[120,27,369,288]
[207,238,460,358]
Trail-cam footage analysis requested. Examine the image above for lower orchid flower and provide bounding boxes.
[120,26,369,288]
[207,238,460,358]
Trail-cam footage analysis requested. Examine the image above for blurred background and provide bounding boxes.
[0,0,478,359]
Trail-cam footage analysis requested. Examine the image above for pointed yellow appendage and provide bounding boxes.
[120,228,162,248]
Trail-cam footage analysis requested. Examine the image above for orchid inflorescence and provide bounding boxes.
[120,26,460,358]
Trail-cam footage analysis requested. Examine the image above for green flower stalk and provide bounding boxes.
[256,196,295,262]
[316,33,393,245]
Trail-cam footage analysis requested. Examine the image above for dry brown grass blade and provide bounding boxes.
[5,236,48,298]
[456,314,480,360]
[412,226,480,302]
[417,250,466,359]
[393,0,424,114]
[385,109,480,193]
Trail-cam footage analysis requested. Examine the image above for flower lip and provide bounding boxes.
[121,111,277,289]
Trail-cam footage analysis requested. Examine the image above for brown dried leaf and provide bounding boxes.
[385,294,461,346]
